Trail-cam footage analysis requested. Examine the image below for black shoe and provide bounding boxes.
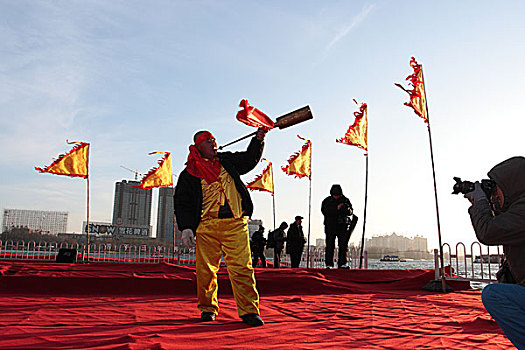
[241,313,264,327]
[200,312,216,322]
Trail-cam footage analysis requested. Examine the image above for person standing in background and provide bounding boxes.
[321,184,356,269]
[286,216,306,268]
[250,225,267,268]
[268,222,288,268]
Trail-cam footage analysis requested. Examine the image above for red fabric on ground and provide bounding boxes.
[0,261,513,349]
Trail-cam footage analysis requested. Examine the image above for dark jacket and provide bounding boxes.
[174,137,264,232]
[273,228,286,251]
[468,156,525,284]
[321,195,353,232]
[250,230,266,253]
[286,222,306,254]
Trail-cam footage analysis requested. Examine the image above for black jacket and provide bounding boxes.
[273,228,286,251]
[321,195,353,231]
[250,230,266,253]
[174,137,264,233]
[286,223,306,254]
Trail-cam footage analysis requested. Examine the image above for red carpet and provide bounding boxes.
[0,261,513,349]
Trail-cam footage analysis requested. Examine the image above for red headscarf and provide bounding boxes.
[186,131,221,184]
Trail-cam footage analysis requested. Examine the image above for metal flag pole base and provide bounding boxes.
[422,249,453,292]
[422,279,454,293]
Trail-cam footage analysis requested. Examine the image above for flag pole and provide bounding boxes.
[272,195,276,230]
[359,153,369,269]
[307,176,312,268]
[85,174,90,262]
[272,163,276,230]
[421,66,447,292]
[306,141,312,269]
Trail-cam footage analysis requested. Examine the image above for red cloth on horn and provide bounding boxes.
[186,145,221,184]
[236,99,274,130]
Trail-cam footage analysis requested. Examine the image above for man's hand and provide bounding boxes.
[181,229,196,249]
[464,182,487,204]
[256,128,268,141]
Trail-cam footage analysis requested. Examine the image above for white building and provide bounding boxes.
[2,208,68,235]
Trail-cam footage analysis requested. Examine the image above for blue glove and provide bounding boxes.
[464,182,487,204]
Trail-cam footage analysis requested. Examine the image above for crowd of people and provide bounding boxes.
[248,184,359,270]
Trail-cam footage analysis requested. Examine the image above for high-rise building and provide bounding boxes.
[248,219,263,238]
[156,187,174,242]
[112,180,152,234]
[2,208,68,235]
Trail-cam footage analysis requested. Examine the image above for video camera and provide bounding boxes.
[452,177,497,198]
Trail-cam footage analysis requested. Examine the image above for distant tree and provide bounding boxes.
[1,226,58,244]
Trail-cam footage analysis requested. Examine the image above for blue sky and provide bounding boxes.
[1,1,524,250]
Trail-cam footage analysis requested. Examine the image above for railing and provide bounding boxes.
[293,246,362,268]
[440,242,502,284]
[0,240,198,264]
[1,239,367,268]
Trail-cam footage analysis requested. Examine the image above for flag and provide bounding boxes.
[282,135,311,179]
[137,152,173,189]
[395,57,428,123]
[236,99,275,130]
[35,141,89,178]
[336,99,368,151]
[247,158,274,194]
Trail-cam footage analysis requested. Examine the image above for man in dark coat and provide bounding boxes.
[250,225,267,268]
[286,216,306,268]
[174,128,267,327]
[321,184,357,269]
[268,222,288,268]
[465,156,525,348]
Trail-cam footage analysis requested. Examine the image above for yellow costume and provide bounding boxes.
[196,166,259,316]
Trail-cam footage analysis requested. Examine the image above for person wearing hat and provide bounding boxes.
[321,184,357,269]
[250,225,267,268]
[174,128,267,327]
[286,215,307,268]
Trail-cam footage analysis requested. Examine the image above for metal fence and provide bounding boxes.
[441,242,503,284]
[0,239,365,268]
[2,238,499,285]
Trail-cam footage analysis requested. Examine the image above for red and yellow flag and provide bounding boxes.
[282,135,311,179]
[336,99,368,151]
[35,141,89,178]
[138,152,173,189]
[236,99,275,130]
[247,158,274,195]
[395,57,428,123]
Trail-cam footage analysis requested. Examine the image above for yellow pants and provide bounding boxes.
[196,217,260,317]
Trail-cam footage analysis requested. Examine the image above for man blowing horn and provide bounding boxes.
[174,128,267,327]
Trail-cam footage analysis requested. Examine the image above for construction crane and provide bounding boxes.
[120,165,143,181]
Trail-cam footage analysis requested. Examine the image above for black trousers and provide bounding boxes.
[273,248,282,268]
[252,250,266,268]
[290,251,302,268]
[325,230,349,267]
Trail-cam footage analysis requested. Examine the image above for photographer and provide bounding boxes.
[321,185,357,269]
[464,156,525,348]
